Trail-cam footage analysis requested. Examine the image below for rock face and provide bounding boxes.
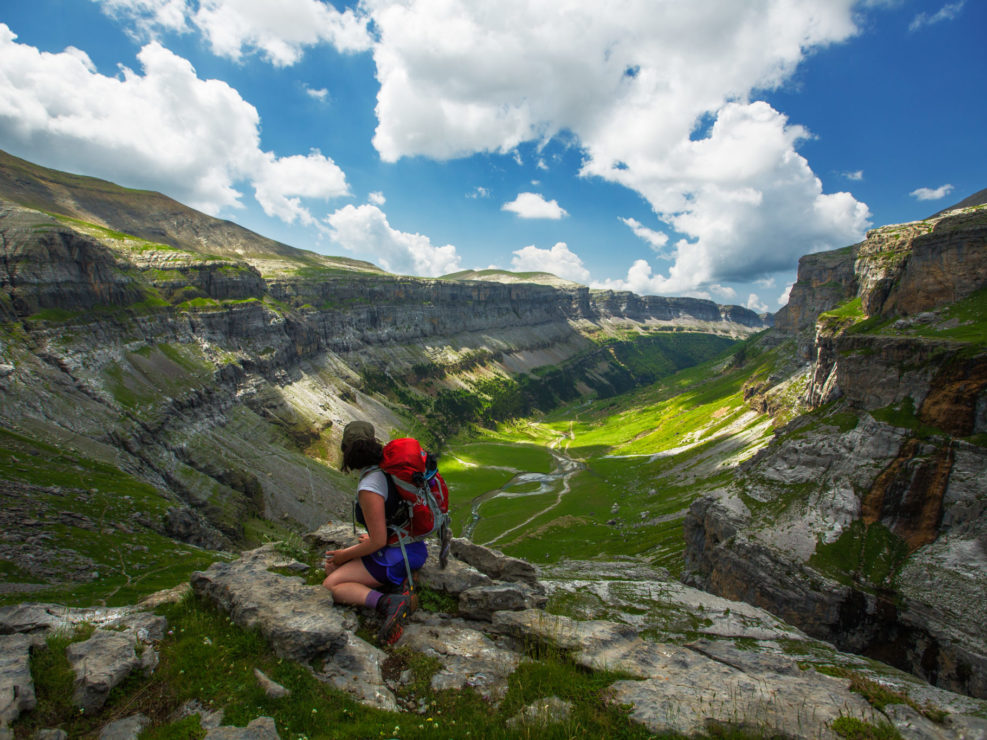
[685,204,987,699]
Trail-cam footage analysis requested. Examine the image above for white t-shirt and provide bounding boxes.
[358,468,389,500]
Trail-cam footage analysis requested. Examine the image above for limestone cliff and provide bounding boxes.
[685,204,987,699]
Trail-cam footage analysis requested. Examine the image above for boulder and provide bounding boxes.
[0,634,35,726]
[400,615,524,704]
[449,538,541,587]
[317,633,397,712]
[98,713,150,740]
[0,603,65,637]
[191,546,353,664]
[418,552,492,595]
[506,696,573,729]
[66,629,142,711]
[458,582,547,621]
[253,669,290,699]
[204,716,280,739]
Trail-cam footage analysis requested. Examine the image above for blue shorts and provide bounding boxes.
[362,542,427,586]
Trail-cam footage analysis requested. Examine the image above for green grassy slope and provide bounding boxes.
[443,342,780,575]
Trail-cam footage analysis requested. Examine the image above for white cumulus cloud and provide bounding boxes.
[96,0,190,36]
[325,203,461,277]
[746,293,769,313]
[910,184,954,201]
[0,26,348,220]
[502,192,568,219]
[511,242,590,283]
[252,150,349,225]
[620,217,669,252]
[363,0,870,295]
[909,1,966,32]
[93,0,372,64]
[304,85,329,102]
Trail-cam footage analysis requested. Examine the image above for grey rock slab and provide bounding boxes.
[35,730,68,739]
[0,602,157,640]
[0,603,65,636]
[541,558,669,582]
[944,714,987,740]
[172,699,224,730]
[506,695,573,729]
[458,582,547,621]
[105,612,168,643]
[66,629,141,712]
[303,523,354,552]
[494,609,882,739]
[450,539,541,588]
[884,704,951,740]
[191,547,355,664]
[138,582,191,609]
[541,576,806,642]
[610,667,879,740]
[204,716,280,739]
[318,632,397,712]
[419,552,492,595]
[98,713,150,740]
[0,633,35,726]
[254,669,290,699]
[491,609,646,674]
[400,615,524,704]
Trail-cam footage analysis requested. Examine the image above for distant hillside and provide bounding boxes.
[931,186,987,217]
[0,148,381,273]
[443,268,583,288]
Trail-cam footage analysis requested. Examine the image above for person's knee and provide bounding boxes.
[322,574,340,598]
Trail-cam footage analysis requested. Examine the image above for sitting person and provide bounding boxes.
[322,420,426,643]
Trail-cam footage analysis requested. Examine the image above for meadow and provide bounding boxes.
[442,348,775,576]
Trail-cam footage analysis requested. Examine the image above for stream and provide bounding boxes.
[463,443,585,546]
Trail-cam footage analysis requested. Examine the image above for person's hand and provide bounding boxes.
[358,532,370,543]
[324,549,347,573]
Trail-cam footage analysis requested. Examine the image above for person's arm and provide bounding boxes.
[324,489,389,568]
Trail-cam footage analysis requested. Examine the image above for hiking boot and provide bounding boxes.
[376,592,413,645]
[398,573,420,614]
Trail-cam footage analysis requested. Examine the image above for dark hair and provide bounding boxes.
[340,437,383,473]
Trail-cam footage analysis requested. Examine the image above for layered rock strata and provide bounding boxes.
[686,204,987,698]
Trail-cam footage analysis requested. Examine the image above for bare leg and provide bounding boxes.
[323,558,383,607]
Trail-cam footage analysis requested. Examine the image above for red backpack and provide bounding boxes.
[355,438,451,572]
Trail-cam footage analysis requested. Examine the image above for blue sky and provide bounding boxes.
[1,1,983,313]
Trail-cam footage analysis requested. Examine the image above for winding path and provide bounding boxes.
[465,424,584,547]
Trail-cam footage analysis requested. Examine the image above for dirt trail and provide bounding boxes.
[470,425,584,547]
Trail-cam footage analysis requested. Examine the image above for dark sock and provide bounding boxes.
[365,590,383,610]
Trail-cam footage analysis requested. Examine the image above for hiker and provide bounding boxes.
[322,420,426,642]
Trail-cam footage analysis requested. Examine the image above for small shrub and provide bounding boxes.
[831,715,902,740]
[417,585,458,614]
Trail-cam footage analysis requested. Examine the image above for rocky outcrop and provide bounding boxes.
[6,535,987,738]
[0,603,167,727]
[774,246,858,337]
[684,415,987,699]
[201,537,987,736]
[686,205,987,699]
[775,205,987,337]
